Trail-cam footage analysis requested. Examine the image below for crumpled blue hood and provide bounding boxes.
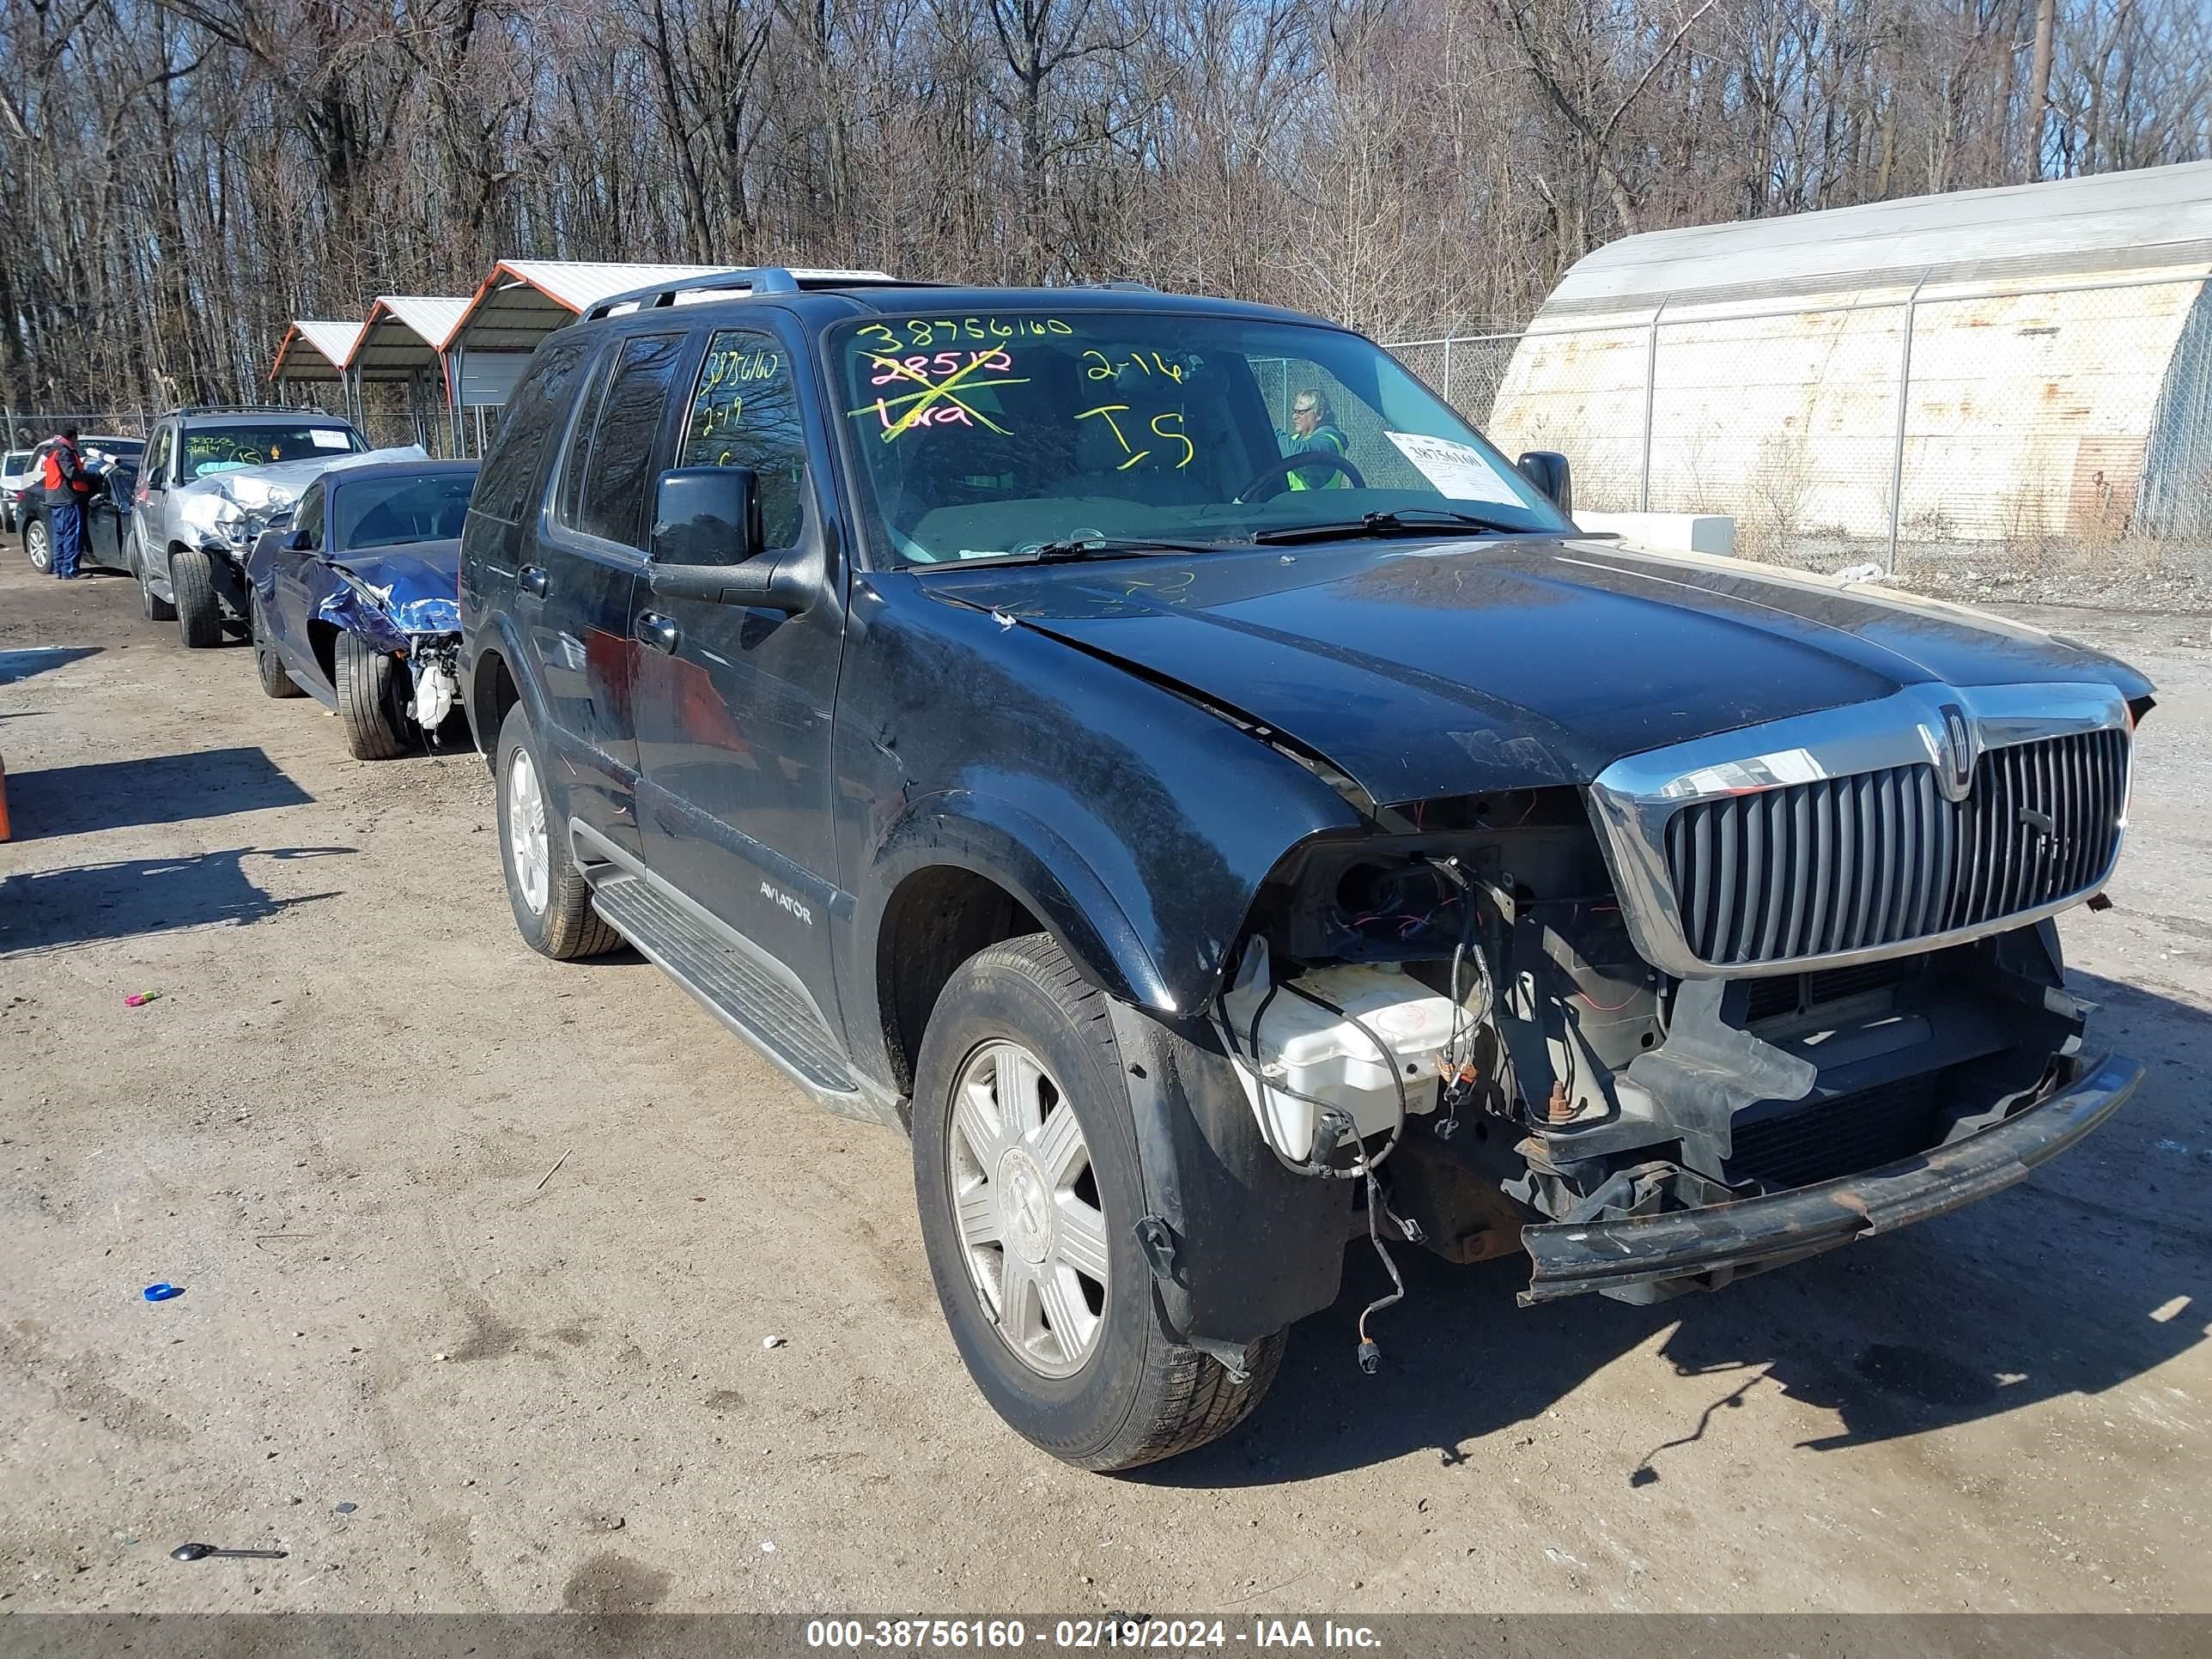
[319,540,461,647]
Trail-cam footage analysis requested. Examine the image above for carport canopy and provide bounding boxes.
[444,260,748,360]
[268,320,365,384]
[444,261,759,420]
[349,295,471,383]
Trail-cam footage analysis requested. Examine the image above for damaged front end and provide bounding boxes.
[322,558,462,735]
[179,447,432,561]
[1210,681,2148,1310]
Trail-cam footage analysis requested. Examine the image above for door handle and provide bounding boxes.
[635,611,681,653]
[519,563,549,597]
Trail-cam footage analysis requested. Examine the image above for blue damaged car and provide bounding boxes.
[247,459,477,759]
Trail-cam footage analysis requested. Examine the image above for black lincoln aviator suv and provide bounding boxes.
[460,268,2153,1469]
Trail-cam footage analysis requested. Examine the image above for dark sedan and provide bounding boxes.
[21,463,137,575]
[246,459,477,759]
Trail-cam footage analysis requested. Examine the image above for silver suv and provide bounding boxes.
[131,406,367,646]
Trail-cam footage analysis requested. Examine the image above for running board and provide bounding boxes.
[587,870,863,1105]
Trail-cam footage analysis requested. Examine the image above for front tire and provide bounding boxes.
[252,593,304,698]
[172,547,222,647]
[912,934,1285,1471]
[25,518,51,574]
[333,631,409,759]
[492,712,622,960]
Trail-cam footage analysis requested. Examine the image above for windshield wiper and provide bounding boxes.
[1249,508,1523,545]
[1025,535,1224,562]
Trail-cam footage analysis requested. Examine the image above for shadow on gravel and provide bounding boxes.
[3,744,311,839]
[0,846,354,955]
[1140,969,2211,1489]
[0,645,100,684]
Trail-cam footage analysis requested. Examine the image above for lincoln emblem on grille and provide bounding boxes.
[1936,705,1975,803]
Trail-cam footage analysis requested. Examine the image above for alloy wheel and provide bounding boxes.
[507,744,551,915]
[946,1039,1111,1378]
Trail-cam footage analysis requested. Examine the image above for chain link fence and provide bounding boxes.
[3,392,452,462]
[2,411,155,448]
[1391,273,2212,585]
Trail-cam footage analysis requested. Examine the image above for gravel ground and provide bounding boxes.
[2,555,2208,1616]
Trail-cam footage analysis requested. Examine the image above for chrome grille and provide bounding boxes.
[1662,727,2130,968]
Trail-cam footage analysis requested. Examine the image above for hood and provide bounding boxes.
[324,540,461,639]
[924,536,2151,805]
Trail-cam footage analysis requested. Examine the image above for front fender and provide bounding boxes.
[463,610,559,771]
[841,574,1366,1024]
[867,790,1175,1013]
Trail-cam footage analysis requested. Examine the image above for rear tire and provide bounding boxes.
[333,631,409,759]
[172,548,222,647]
[912,933,1285,1471]
[25,518,51,574]
[252,593,304,698]
[493,712,623,960]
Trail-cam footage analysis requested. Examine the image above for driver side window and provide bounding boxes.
[679,327,809,555]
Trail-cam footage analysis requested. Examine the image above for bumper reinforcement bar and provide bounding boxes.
[1519,1053,2144,1305]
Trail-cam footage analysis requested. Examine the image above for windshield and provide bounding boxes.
[830,310,1568,565]
[181,424,363,481]
[332,470,477,550]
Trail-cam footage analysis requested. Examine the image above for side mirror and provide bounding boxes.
[1516,451,1572,517]
[646,465,814,616]
[651,466,762,567]
[286,528,313,552]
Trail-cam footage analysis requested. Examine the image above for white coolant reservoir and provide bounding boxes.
[1218,940,1457,1164]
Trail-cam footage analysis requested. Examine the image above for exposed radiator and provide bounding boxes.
[1729,1073,1944,1188]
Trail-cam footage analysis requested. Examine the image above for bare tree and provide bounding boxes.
[3,0,2209,416]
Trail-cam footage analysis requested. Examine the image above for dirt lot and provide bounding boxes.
[2,553,2208,1617]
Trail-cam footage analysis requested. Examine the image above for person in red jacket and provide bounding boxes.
[40,425,94,579]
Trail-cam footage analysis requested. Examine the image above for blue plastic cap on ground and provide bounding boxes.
[142,1283,184,1302]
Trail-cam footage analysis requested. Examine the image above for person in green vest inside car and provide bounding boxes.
[1283,388,1351,489]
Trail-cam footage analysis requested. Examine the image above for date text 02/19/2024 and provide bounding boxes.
[802,1620,1384,1650]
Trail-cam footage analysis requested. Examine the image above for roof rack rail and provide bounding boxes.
[171,404,343,417]
[1071,279,1158,292]
[585,267,933,320]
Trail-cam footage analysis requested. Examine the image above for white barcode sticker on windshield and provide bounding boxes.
[1383,431,1522,506]
[309,428,352,449]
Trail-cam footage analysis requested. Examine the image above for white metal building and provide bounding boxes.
[1483,161,2212,550]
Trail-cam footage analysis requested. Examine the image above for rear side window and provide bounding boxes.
[572,333,686,550]
[555,349,616,530]
[475,336,590,522]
